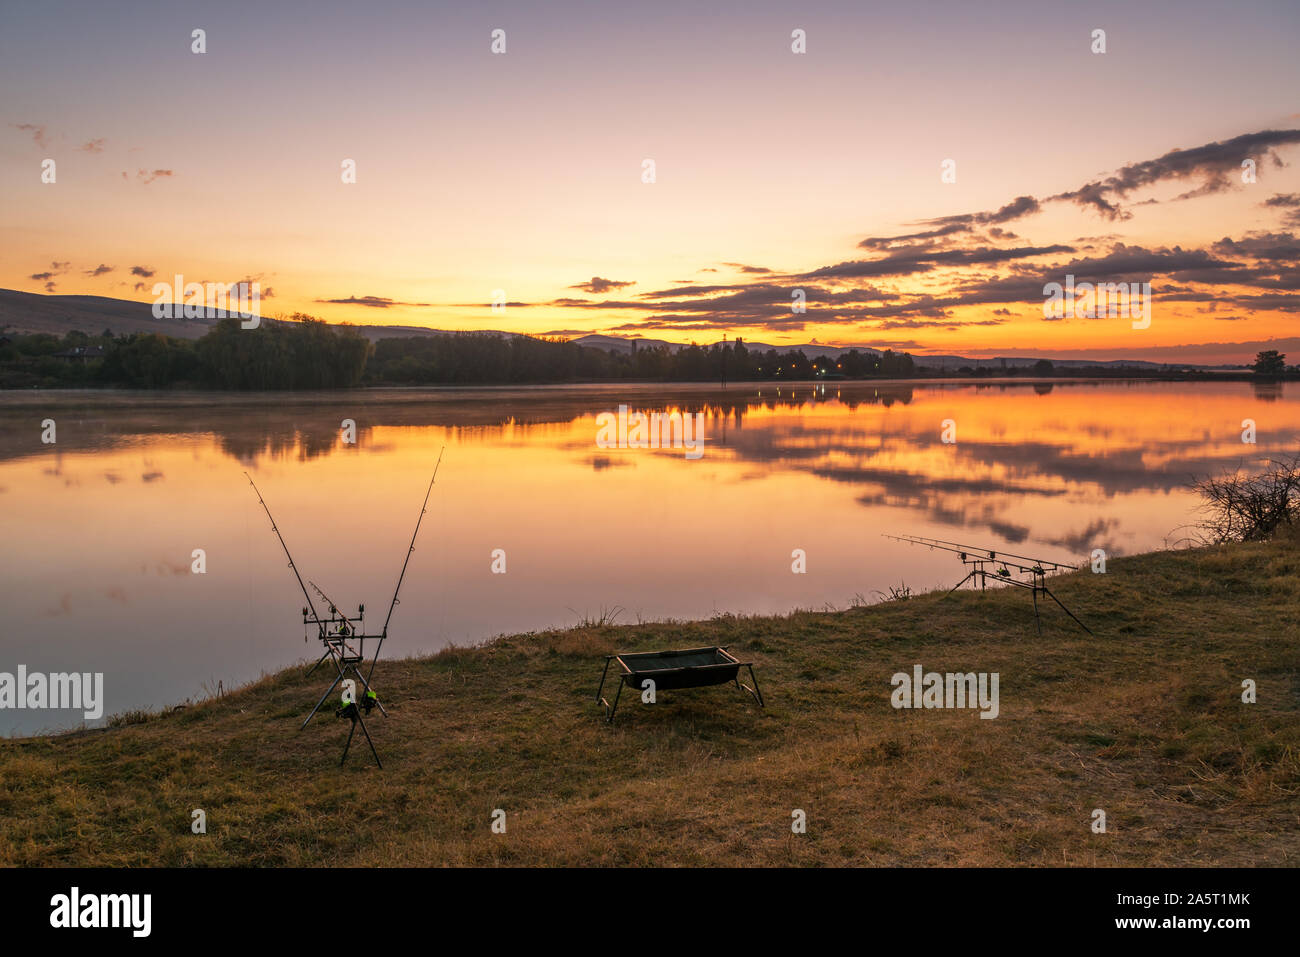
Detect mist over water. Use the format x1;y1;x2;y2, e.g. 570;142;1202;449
2;378;1293;734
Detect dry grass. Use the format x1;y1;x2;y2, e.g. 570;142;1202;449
2;537;1298;867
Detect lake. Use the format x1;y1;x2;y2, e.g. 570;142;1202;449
1;378;1292;734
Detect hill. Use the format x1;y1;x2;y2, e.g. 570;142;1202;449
0;289;476;343
0;289;221;340
2;537;1297;866
0;288;1278;370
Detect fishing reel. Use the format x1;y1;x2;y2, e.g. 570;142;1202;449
334;688;379;720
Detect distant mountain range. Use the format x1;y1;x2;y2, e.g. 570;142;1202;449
567;335;1177;369
0;288;1272;369
0;289;515;342
565;333;875;360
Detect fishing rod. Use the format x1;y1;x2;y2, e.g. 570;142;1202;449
308;579;362;653
883;532;1092;636
245;472;325;638
306;577;387;725
881;533;1077;574
246;452;446;766
309;579;356;631
381;447;445;638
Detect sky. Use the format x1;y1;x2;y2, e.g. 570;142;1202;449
2;0;1299;359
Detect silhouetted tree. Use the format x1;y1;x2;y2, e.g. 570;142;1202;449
1253;350;1286;375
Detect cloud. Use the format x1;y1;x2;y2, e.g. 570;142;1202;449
1052;128;1300;218
84;264;114;277
922;195;1043;230
801;244;1075;281
570;276;635;294
11;123;49;149
134;169;174;184
1212;231;1300;262
856;197;1045;252
29;260;72;283
1262;193;1300;228
130;265;155;278
443;125;1300;348
78;138;106;153
315;295;431;308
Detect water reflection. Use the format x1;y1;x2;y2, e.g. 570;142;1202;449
1;379;1292;733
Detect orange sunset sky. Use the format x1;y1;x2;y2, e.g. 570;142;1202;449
2;0;1299;361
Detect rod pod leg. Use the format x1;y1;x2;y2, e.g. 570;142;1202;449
1042;585;1094;636
303;670;345;729
351;710;382;769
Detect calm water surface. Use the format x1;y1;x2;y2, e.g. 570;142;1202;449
2;378;1293;733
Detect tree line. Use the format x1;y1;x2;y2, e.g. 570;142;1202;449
366;334;916;384
26;322;1287;390
0;315;370;389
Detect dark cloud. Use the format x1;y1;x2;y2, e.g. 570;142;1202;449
857;222;970;250
638;283;747;299
1260;195;1300;228
858;197;1045;252
84;264;114;277
484;126;1300;345
921;195;1043;230
316;295;430;308
1051;243;1240;280
606;315;810;333
130;265;155;278
1053;129;1300;219
570;276;635;294
801;244;1074;281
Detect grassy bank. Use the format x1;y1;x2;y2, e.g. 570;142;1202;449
2;538;1298;867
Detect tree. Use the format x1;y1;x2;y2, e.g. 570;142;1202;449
1194;455;1300;542
1253;350;1286;375
194;315;370;389
1033;359;1055;376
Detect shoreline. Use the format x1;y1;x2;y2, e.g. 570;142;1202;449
0;371;1286;399
3;536;1297;866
